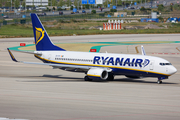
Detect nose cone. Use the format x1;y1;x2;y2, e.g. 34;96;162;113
169;66;177;75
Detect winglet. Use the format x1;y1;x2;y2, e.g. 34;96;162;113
141;45;146;55
7;48;18;62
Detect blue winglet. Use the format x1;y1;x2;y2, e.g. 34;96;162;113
7;48;18;62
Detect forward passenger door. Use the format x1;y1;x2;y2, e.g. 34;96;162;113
149;61;154;70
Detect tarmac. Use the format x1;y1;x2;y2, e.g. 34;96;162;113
0;34;180;120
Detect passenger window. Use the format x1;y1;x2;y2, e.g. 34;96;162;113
160;63;172;66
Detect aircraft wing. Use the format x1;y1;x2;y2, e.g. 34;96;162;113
8;49;42;55
22;61;90;69
7;48;90;70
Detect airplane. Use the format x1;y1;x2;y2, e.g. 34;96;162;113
7;13;177;84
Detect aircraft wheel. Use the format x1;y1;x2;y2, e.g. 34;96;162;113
157;80;162;84
84;76;91;81
107;73;114;81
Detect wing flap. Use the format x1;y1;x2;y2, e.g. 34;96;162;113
9;49;42;55
23;61;90;69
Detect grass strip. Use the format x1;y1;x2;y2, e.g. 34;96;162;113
0;24;180;38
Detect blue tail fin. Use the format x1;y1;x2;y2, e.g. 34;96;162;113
31;13;65;51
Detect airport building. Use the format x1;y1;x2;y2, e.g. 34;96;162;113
26;0;48;6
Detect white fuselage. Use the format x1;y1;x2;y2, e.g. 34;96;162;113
35;51;177;78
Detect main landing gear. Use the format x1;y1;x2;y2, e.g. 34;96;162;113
107;73;114;81
84;76;92;81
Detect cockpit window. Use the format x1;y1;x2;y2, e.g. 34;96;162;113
165;63;172;65
160;63;172;66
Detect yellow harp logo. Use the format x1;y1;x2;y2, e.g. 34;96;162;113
35;27;45;45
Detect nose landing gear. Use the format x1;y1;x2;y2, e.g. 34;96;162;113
157;80;162;84
157;76;168;84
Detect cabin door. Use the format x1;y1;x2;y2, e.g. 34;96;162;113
149;61;154;70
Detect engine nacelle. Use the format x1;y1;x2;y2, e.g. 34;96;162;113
87;68;108;80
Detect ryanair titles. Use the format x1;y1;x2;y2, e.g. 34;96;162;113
93;56;150;67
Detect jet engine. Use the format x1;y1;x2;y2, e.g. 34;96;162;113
86;68;108;80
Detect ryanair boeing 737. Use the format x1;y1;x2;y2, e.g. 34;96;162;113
7;13;177;84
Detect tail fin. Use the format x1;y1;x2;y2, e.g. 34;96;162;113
31;13;65;51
